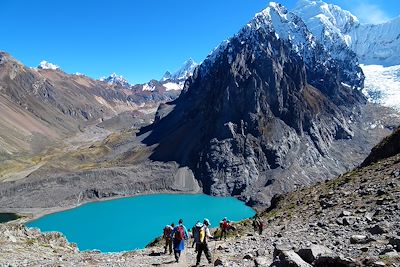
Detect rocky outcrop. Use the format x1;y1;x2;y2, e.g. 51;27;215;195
0;160;199;212
361;126;400;167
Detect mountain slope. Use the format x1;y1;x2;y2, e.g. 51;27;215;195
142;3;392;205
0;52;179;160
361;126;400;167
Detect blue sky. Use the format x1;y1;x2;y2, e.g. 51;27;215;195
1;0;399;84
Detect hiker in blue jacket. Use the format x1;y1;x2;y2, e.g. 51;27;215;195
170;218;189;263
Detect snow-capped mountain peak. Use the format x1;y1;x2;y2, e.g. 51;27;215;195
100;73;131;88
200;1;318;76
248;2;316;50
294;0;358;47
196;0;363;97
38;60;60;70
294;0;400;66
294;0;400;110
162;58;198;82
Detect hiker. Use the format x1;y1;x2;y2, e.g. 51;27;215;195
192;221;203;251
257;218;264;235
252;218;258;232
163;223;174;254
170;219;189;263
253;217;264;235
219;217;230;240
195;218;213;266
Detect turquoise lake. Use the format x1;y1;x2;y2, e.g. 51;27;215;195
26;194;255;252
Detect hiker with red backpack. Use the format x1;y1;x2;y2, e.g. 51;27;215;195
219;217;230;240
170;219;189;263
163;223;174;254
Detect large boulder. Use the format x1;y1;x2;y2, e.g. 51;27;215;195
297;245;333;264
272;245;312;267
350;235;370;244
389;236;400;252
368;224;388;235
314;256;361;267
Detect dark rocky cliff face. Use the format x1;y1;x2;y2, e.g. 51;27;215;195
142;5;377;205
361;127;400;167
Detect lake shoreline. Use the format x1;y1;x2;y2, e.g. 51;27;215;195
25;193;256;252
1;187;260;225
1;188;205;223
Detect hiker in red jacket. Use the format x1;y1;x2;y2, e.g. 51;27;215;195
219;217;230;240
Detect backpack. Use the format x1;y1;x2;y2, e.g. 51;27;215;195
164;226;172;237
193;225;201;242
174;225;185;241
222;220;229;230
199;226;206;243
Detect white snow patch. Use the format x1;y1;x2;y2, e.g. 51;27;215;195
142;84;155;91
361;64;400;111
163;82;182;91
38;60;59;70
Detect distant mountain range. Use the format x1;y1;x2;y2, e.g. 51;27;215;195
98;58;198;92
0;52;194;159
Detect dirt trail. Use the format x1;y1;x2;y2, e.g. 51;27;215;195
146;240;224;267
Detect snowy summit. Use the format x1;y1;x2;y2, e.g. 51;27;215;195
294;0;400;66
162;58;198;82
38;60;60;70
100;73;131;88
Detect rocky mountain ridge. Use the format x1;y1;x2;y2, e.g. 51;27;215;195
0;51;184;160
142;2;394;206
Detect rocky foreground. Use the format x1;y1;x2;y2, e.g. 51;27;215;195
1;142;400;266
